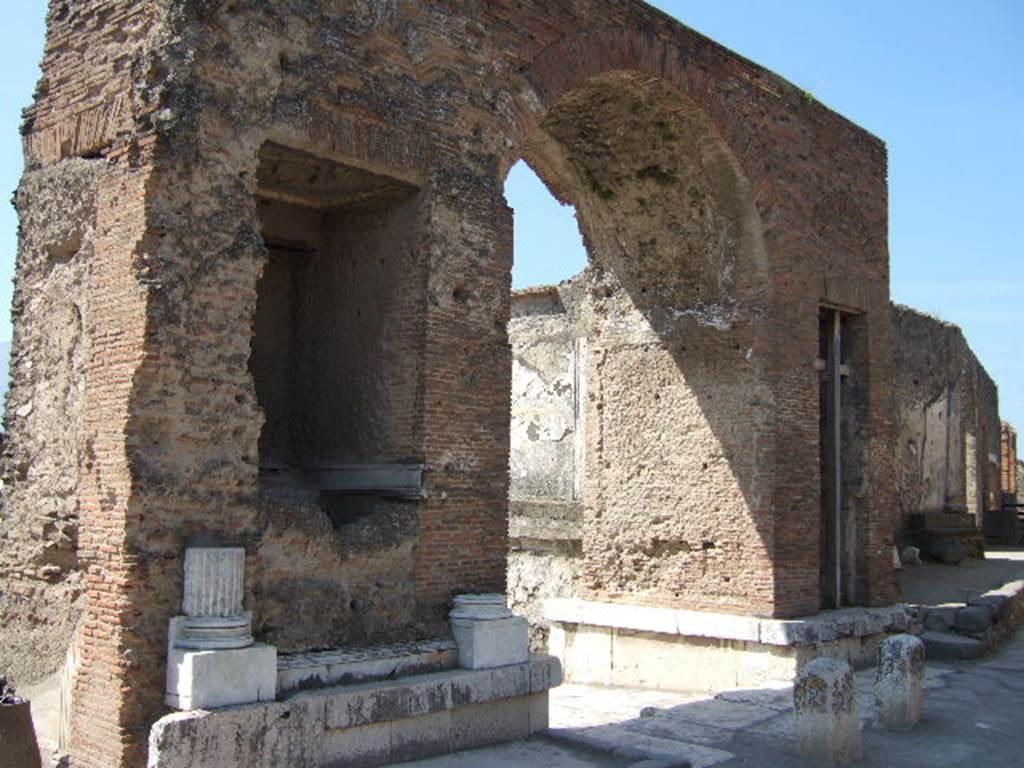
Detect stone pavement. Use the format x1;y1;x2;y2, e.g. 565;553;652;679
898;548;1024;606
395;625;1024;768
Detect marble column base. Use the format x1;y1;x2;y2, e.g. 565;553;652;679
176;613;254;651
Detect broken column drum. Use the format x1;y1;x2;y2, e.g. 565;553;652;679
165;547;277;711
177;547;253;650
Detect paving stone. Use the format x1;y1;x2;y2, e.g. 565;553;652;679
649;698;778;731
624;714;734;746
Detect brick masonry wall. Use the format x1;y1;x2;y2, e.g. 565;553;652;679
1002;424;1018;498
891;304;1002;531
3;1;897;765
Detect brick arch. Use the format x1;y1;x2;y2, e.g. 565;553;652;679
505;26;772;200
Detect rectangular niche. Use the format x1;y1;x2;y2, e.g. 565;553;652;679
251;142;423;509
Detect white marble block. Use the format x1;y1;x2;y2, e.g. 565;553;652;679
166;616;277;710
793;658;862;765
874;634;925;731
450;594;529;670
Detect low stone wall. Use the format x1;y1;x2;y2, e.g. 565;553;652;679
148;656;560;768
545;599;914;692
918;578;1024;659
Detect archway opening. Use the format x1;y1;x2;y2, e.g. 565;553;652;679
503;72;776;622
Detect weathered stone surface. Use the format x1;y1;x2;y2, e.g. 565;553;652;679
921;606;957;633
873;634;924;731
149;657;560;768
277;640;457;695
545;598;912;647
954;605;993;634
793;658;861;765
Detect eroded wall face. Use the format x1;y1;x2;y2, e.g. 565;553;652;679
507;282;587;644
0;159;99;688
510;289;582;502
508;269;773;615
891;304;1001;529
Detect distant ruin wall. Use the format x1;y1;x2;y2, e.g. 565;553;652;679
890;304;1000;530
1002;423;1018;500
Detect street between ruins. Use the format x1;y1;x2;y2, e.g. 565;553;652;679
398;620;1024;768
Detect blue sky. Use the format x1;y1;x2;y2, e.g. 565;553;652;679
1;2;1022;428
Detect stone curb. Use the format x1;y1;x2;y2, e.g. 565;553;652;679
544;598;913;646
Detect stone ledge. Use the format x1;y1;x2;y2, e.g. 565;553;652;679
544;598;914;647
149;656;561;768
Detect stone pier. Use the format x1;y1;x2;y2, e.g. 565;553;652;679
794;658;862;765
874;634;925;731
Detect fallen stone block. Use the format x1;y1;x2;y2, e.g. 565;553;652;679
900;546;922;566
874;635;924;731
920;631;986;660
793;658;861;765
921;606;957;633
954;605;993;635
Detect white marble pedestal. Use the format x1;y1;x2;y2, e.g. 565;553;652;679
166;547;277;710
450;594;529;670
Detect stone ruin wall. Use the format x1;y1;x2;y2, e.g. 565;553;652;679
890;304;1001;536
1001;423;1018;500
1;2;897;765
510;293;1003;638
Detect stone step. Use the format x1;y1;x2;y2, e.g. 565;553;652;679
910;511;979;531
920;631;986;661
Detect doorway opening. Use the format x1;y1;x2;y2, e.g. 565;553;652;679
819;306;867;608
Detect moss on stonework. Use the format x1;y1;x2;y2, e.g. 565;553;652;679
586;174;616;200
636;164;678;186
654;119;679;142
